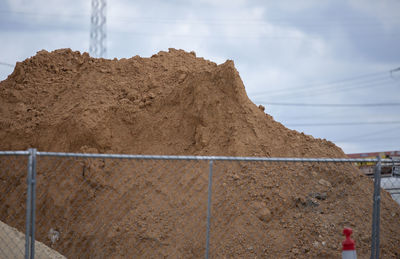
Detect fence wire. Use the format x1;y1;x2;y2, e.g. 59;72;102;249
35;155;209;258
380;160;400;204
0;153;28;259
209;160;379;258
0;150;399;258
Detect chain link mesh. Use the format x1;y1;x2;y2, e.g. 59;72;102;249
381;160;400;204
34;156;209;258
209;160;381;258
0;154;28;258
1;152;399;258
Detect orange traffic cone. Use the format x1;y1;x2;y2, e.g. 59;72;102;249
342;228;357;259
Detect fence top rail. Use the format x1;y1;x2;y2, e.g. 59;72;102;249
15;151;394;163
0;150;397;163
0;150;30;156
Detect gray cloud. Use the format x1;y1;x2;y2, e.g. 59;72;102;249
1;0;399;153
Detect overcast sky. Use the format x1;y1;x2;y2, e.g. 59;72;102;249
0;0;399;154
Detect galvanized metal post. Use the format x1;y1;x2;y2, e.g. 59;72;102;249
25;149;34;259
30;148;37;259
371;156;381;259
205;160;213;259
90;0;107;58
375;156;382;259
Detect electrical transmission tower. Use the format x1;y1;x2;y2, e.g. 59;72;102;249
90;0;107;58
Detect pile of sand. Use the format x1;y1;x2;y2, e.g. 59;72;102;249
0;220;65;259
0;48;399;258
0;48;339;157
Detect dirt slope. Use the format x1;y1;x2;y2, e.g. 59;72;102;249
0;48;339;157
0;48;399;258
0;220;66;259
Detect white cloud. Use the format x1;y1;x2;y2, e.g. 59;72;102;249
349;0;400;31
195;0;248;7
6;0;89;16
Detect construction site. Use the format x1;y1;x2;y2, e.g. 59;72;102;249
0;1;400;258
0;47;399;258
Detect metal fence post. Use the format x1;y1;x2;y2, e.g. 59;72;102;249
25;148;37;259
30;148;37;259
25;149;34;259
205;160;213;259
371;156;381;259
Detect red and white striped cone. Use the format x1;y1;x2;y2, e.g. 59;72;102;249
342;228;357;259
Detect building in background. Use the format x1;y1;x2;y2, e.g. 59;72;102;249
347;151;400;176
347;151;400;204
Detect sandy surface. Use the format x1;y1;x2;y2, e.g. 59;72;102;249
0;220;65;259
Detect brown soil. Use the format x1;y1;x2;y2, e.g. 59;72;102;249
0;48;399;258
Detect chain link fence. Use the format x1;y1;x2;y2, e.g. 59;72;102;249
380;161;400;204
0;150;399;258
0;151;28;259
34;154;209;258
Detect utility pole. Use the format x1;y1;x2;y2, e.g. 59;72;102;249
89;0;107;58
390;67;400;79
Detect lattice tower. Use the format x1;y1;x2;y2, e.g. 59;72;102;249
89;0;107;58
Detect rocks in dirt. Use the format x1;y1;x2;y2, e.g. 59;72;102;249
318;179;332;188
1;48;400;258
294;195;319;208
309;192;327;200
257;207;272;222
251;201;272;222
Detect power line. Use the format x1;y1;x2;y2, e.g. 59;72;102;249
264;102;400;107
250;71;388;94
335;135;400;143
0;62;14;67
253;77;394;101
275;107;350;121
2;9;399;26
2;10;400;40
391;67;400;79
286;121;400;127
270;76;389;97
252;72;390;97
0;10;89;18
335;126;400;142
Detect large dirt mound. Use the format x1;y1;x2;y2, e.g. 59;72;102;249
0;48;399;258
1;48;338;157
